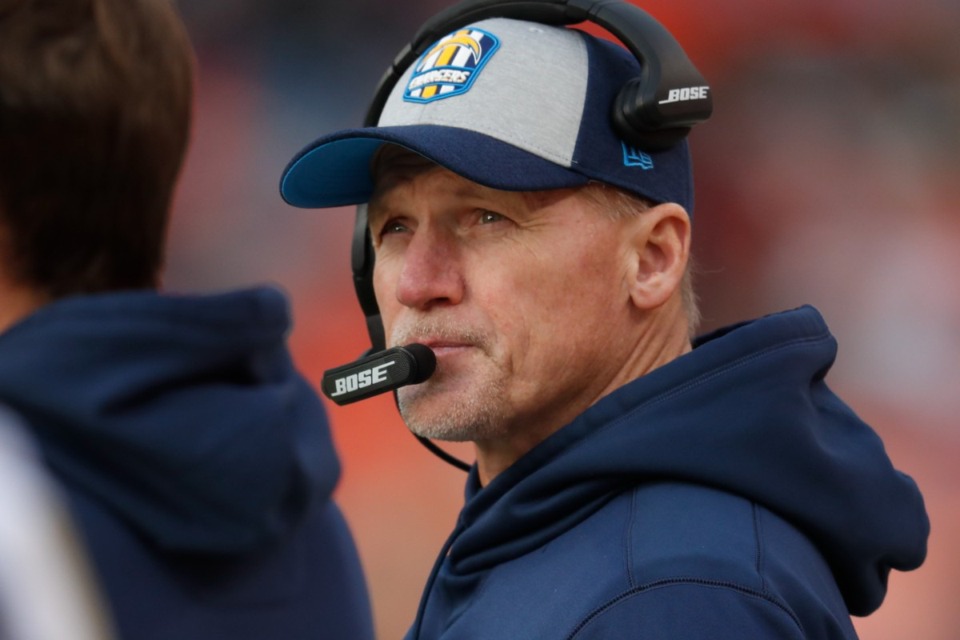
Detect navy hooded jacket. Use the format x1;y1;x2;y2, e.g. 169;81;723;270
0;286;374;640
406;306;929;639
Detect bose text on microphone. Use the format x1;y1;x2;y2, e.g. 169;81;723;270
321;344;437;406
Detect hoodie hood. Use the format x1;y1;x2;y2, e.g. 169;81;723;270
449;306;928;616
0;286;339;555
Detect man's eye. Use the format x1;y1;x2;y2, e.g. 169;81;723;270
380;220;408;235
478;210;505;224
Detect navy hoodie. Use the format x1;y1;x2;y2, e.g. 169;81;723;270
407;306;929;639
0;286;374;640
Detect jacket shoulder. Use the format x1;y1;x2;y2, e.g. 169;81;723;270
569;579;804;640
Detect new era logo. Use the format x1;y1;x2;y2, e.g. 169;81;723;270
622;143;654;170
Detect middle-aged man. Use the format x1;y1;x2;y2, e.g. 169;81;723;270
280;2;929;638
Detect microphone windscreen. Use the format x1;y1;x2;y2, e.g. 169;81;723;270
400;343;436;383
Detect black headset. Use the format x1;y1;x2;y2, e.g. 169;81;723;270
344;0;711;470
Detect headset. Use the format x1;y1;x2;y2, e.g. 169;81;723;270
328;0;712;471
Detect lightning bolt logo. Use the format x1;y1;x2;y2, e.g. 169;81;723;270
403;28;500;104
423;32;483;66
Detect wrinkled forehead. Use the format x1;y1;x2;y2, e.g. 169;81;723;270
368;144;597;227
368;145;465;213
370;144;439;183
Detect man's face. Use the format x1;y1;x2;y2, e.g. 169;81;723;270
369;149;640;449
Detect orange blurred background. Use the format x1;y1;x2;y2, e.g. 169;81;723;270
167;1;959;637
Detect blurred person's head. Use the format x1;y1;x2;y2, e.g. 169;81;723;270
0;0;194;311
282;13;708;481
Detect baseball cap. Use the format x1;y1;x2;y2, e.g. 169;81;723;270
280;17;694;213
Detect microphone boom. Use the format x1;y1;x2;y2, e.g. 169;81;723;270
321;344;436;405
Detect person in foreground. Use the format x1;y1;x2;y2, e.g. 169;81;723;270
0;1;373;639
280;2;929;638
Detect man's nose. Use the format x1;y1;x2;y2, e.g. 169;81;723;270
394;227;465;311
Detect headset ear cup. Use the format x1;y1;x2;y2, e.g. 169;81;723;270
612;78;691;152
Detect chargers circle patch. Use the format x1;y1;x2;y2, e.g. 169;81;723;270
404;28;500;103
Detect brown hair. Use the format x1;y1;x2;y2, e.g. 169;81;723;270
0;0;194;296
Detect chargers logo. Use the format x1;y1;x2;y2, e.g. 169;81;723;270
404;28;500;103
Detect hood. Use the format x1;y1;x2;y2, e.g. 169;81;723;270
0;286;339;555
451;306;928;616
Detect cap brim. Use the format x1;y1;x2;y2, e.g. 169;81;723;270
280;125;590;208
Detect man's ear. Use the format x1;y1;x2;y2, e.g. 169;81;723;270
625;202;691;311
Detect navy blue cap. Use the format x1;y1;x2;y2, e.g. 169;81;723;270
280;17;693;213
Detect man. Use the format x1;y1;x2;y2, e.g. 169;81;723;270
280;5;929;639
0;1;373;639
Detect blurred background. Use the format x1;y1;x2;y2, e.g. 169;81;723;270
167;1;959;637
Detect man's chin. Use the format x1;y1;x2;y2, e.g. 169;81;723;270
397;373;461;411
398;387;457;439
398;387;494;443
397;364;508;440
